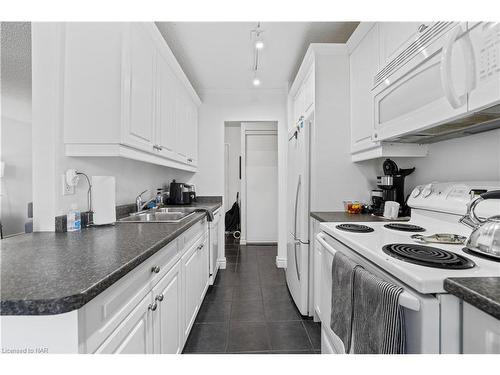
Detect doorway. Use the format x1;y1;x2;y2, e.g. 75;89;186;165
224;121;278;245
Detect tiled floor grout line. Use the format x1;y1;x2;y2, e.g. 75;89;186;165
185;241;320;354
301;320;315;350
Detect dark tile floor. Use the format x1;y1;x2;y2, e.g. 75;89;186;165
183;237;321;354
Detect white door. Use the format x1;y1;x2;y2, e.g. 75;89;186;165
244;129;278;242
285;117;310;316
181;243;200;340
95;293;154;354
350;24;380;153
156;53;177;156
152;261;182;354
125;23;156;152
198;236;210;304
209;211;220;284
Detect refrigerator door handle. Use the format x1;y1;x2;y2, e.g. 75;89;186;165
293;175;302;281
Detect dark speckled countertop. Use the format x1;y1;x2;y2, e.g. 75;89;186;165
444;277;500;320
0;198;221;316
310;211;409;223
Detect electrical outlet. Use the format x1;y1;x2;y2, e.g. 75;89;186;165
62;174;75;196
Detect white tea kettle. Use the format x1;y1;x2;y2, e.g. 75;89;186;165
460;190;500;259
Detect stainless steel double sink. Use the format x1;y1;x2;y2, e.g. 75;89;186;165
118;207;197;223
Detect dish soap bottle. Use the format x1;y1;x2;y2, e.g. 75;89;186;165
67;204;81;232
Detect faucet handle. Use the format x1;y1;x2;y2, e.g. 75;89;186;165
137;190;148;199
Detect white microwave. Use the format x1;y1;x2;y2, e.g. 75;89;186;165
372;22;500;143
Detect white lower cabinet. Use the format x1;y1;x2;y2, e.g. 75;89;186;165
95;293;154;354
93;223;209;354
182;242;201;340
182;232;209;341
152;261;182;354
462;302;500;354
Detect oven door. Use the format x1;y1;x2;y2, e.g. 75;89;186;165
316;232;440;354
373;22;473;142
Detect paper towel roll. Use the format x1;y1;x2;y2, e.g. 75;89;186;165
91;176;116;225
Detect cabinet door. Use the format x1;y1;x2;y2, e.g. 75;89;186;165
350;25;380;153
156;54;177;156
181;244;200;339
152;261;182;354
462;302;500;354
175;94;188;159
198;235;210;304
95;293;154;354
303;69;314;114
125;23;156;152
186;102;198;166
378;22;432;67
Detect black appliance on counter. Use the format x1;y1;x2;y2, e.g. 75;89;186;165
168;180;191;205
374;159;415;216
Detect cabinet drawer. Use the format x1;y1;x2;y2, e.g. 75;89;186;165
81;240;177;353
178;216;207;250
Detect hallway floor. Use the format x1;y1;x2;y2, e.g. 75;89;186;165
183;237;321;354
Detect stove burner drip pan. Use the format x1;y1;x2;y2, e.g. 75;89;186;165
384;223;426;232
336;224;374;233
382;243;475;269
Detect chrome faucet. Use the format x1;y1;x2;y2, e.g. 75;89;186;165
136;190;149;212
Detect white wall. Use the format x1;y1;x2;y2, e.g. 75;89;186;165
195;88;288;261
1;22;33;237
224;123;241;210
353;129;500;200
32;23;194;231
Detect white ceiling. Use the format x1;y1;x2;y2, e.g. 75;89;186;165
155;22;358;91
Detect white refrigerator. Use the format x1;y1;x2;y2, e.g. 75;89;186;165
286;114;312;316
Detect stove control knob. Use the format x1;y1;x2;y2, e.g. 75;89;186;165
422;184;433;198
411;187;422;198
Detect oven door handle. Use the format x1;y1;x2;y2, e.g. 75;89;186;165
316;233;420;312
316;233;337;257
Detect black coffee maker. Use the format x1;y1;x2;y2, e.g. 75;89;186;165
168;179;190;205
376;159;415;216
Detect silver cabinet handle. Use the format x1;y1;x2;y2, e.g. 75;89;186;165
151;266;161;274
148;302;157;311
155;294;164;302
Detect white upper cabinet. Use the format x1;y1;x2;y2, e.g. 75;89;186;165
350;24;380;153
63;22;200;172
156;52;178;156
125;23;157;151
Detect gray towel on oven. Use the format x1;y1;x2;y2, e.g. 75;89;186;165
352;267;405;354
330;251;361;353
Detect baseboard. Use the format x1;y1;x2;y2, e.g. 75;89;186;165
217;258;226;269
275;256;287;268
